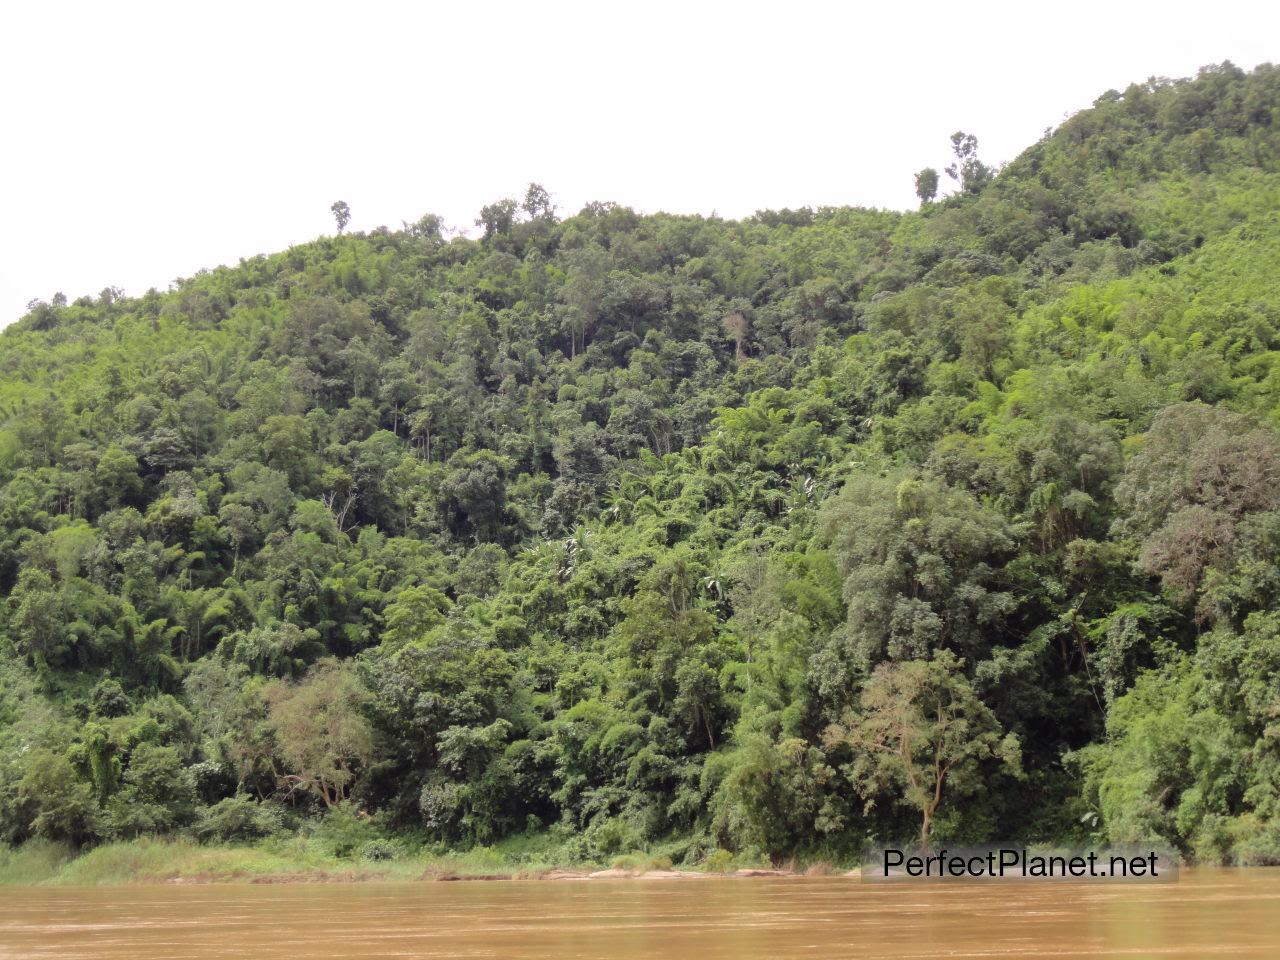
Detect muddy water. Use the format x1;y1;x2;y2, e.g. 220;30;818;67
2;869;1279;959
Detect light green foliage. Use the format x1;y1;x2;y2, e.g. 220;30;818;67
265;659;376;808
102;742;197;838
2;63;1280;864
825;650;1021;845
194;794;284;843
1076;664;1242;852
17;750;96;843
706;735;839;861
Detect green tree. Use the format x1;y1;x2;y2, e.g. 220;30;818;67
7;568;66;671
817;473;1018;668
825;649;1021;846
266;659;376;807
522;182;555;220
706;735;839;862
944;131;992;194
330;200;351;234
559;243;608;358
1115;403;1280;608
440;451;508;541
16;750;97;843
1075;663;1241;853
914;167;939;204
103;742;197;837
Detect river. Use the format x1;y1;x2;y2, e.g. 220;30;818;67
2;869;1278;959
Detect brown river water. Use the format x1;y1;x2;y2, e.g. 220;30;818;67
2;869;1278;959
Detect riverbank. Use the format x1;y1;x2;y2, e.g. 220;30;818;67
0;838;848;886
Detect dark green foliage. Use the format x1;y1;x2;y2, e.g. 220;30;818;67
3;63;1280;863
914;168;939;205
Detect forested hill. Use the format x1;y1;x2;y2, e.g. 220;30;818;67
3;62;1280;866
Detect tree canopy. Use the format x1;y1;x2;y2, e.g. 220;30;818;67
3;62;1280;865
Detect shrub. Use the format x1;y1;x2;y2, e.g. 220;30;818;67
195;796;284;844
359;838;403;862
312;802;379;858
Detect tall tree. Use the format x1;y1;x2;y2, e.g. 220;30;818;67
825;649;1021;846
265;659;376;808
330;200;351;235
914;167;939;204
944;132;992;195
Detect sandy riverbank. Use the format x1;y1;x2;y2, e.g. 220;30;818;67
216;866;840;884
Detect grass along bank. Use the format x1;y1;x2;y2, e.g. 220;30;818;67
0;836;828;886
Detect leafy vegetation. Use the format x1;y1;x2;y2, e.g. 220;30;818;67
3;62;1280;870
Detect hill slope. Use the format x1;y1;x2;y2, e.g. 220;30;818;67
3;62;1280;866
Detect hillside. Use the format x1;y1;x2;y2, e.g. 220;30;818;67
3;62;1280;867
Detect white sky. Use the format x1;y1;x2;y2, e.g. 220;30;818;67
1;1;1277;326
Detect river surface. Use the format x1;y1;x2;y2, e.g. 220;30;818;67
2;869;1278;959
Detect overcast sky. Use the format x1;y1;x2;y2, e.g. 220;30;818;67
1;1;1277;326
